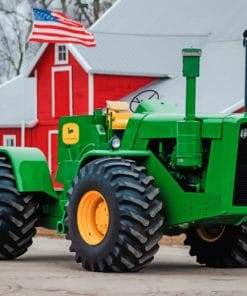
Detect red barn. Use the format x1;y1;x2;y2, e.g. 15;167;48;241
0;43;159;184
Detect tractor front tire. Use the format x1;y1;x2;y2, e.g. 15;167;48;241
65;157;164;272
185;224;247;267
0;154;38;259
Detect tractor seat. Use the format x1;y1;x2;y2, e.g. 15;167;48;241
106;100;132;130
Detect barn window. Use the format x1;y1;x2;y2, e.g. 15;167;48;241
55;44;68;64
3;135;16;147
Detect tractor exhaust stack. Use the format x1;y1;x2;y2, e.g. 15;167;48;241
182;48;202;120
174;48;202;168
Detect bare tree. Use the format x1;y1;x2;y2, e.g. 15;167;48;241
0;1;30;81
31;0;53;10
0;0;116;83
74;0;114;26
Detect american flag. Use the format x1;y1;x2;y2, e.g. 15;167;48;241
29;9;96;47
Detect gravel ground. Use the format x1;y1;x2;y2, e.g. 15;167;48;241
0;237;246;296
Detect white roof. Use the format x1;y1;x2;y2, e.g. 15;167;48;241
0;76;37;127
92;0;247;113
73;34;207;77
123;40;245;114
148;40;244;114
92;0;246;40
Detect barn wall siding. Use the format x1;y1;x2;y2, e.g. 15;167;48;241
70;54;89;115
36;45;54;121
235;107;244;113
94;74;155;109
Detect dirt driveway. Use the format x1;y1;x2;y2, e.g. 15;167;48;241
0;237;246;296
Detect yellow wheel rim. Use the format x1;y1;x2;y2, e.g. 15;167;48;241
77;190;110;245
196;226;226;243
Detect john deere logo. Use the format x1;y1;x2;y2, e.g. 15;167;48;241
62;123;79;145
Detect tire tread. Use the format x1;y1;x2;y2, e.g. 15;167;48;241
66;157;164;272
0;154;38;260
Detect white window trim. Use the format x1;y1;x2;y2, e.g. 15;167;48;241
21;121;25;147
48;130;58;172
51;66;73;118
34;69;38;121
88;73;94;115
3;135;16;147
55;44;68;65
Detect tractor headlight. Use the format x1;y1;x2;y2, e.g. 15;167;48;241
110;136;121;150
240;128;247;140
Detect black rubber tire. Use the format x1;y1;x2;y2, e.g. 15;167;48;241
65;157;164;272
0;154;38;259
185;224;247;267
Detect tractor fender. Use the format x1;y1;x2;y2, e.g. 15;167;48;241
79;150;151;167
0;147;57;199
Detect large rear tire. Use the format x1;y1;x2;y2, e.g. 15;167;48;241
65;157;164;272
0;154;38;259
185;224;247;267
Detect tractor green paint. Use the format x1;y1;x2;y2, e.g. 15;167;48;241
3;48;247;231
54;49;247;231
174;48;202;168
0;147;56;198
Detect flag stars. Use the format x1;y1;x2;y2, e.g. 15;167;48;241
33;9;58;22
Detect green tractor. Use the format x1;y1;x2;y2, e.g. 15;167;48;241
1;35;247;272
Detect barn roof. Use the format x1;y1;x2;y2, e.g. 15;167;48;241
86;0;247;112
73;33;207;77
123;39;245;114
91;0;246;39
0;76;37;127
76;0;247;77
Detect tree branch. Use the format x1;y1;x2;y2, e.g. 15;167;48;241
37;0;53;10
76;1;93;26
60;0;67;13
0;8;32;23
0;22;17;72
93;0;100;22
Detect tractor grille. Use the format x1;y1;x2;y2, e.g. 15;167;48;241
233;124;247;205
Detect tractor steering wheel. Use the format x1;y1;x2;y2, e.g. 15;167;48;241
129;90;160;112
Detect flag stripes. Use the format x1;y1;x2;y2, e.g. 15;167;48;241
29;9;96;47
31;28;94;40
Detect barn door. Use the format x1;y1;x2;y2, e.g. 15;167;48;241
52;66;72;118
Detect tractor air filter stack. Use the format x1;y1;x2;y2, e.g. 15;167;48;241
174;48;202;168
